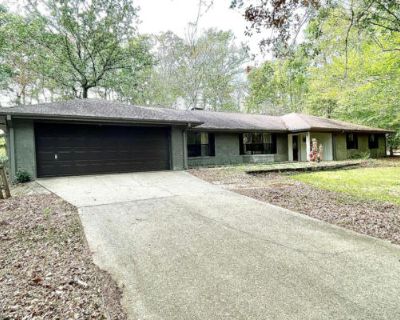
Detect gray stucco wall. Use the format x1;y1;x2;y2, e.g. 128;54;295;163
370;135;386;158
275;134;288;162
188;132;288;167
334;133;386;160
170;126;186;170
13;119;36;179
188;132;243;167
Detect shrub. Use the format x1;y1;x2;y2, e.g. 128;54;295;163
349;151;370;160
15;170;31;183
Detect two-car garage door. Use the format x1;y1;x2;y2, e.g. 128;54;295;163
35;122;171;177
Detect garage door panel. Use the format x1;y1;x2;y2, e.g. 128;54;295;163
35;123;171;177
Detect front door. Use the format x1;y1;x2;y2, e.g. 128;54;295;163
292;135;299;161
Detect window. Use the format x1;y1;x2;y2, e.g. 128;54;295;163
346;133;358;149
239;133;277;155
187;132;215;157
368;134;379;149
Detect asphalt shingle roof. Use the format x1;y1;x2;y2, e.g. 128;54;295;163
0;99;392;133
188;110;287;131
281;113;391;133
0;99;201;125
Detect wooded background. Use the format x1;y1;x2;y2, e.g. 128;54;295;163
0;0;398;151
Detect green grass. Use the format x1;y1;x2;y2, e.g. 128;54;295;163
291;167;400;205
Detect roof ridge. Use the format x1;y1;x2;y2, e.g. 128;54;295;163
190;109;279;117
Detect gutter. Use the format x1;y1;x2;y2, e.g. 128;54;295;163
289;127;394;134
188;128;289;133
0;113;204;127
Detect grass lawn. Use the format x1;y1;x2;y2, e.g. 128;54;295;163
291;166;400;205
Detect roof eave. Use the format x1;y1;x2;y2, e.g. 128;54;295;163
308;127;394;134
2;113;203;127
191;127;288;133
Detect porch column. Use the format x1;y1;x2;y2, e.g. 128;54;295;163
288;134;293;161
306;132;311;161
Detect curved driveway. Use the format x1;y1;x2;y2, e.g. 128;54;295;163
38;171;400;320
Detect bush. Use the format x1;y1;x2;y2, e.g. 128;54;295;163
15;170;31;183
349;151;370;160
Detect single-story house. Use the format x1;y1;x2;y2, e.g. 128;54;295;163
0;99;393;179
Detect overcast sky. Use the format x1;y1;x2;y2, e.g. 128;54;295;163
136;0;260;53
136;0;266;60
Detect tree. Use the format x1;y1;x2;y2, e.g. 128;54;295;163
231;0;400;55
0;6;46;105
246;51;308;115
147;29;248;111
0;5;12;91
231;0;323;55
95;36;154;104
303;5;400;150
25;0;147;98
243;1;400;151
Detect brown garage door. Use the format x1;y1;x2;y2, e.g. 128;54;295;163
35;122;170;177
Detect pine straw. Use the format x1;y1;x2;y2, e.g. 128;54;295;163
0;193;126;319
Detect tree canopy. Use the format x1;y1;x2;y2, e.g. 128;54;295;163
143;29;248;111
0;0;398;151
244;1;400;151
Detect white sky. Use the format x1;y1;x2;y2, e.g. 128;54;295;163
136;0;266;60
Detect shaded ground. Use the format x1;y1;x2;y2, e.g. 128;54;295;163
190;160;400;245
0;188;126;319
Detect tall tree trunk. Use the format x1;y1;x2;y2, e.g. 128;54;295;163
15;94;21;106
82;86;89;98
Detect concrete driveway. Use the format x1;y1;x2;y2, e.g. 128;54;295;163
38;171;400;320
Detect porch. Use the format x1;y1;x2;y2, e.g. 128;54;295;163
288;132;334;162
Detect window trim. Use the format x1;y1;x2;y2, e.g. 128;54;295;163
239;132;277;155
368;134;379;149
346;133;358;150
187;131;215;158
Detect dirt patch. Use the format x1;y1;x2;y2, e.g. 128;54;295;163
360;157;400;168
190;168;400;246
10;181;51;197
0;193;126;319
